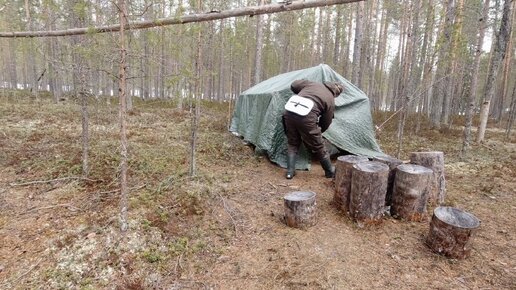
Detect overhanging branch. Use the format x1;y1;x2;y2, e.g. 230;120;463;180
0;0;365;38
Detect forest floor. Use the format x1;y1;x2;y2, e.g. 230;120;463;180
0;93;515;290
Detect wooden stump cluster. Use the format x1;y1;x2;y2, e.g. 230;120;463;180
334;155;369;212
283;191;317;229
426;207;481;259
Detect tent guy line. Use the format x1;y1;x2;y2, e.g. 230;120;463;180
0;0;365;38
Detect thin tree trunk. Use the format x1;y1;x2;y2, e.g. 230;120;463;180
477;0;514;143
352;1;364;86
253;0;265;85
118;0;130;232
333;6;343;65
24;0;39;100
431;0;454;129
190;0;203;177
496;12;514;123
462;0;490;156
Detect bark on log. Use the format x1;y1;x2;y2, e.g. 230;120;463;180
391;164;433;221
334;155;369;213
426;207;481;259
372;155;403;206
284;191;317;229
409;151;446;205
349;161;389;226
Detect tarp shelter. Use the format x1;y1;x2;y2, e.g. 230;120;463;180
230;64;385;170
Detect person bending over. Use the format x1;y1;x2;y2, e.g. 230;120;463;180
283;79;344;179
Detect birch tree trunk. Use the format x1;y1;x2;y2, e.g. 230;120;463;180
477;0;514;143
462;0;490;156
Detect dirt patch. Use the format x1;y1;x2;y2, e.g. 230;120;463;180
0;97;515;289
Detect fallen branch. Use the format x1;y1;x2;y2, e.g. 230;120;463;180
9;176;102;187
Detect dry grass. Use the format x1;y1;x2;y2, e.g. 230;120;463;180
0;92;515;289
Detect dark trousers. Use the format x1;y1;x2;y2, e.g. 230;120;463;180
283;111;327;160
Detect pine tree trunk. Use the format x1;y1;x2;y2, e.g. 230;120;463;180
118;0;129;232
253;0;265;85
189;0;203;177
351;1;364;87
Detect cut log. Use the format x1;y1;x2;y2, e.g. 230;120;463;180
372;155;403;206
284;191;317;229
391;164;433;221
409;151;446;205
349;161;389;226
334;155;369;213
426;207;481;259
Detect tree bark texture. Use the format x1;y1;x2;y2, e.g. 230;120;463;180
284;191;317;229
372;155;403;206
334;155;369;212
409;151;446;205
426;206;481;259
349;161;389;226
391;164;433;221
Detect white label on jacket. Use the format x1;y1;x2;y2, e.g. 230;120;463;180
284;95;314;116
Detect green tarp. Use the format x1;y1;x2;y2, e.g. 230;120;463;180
230;64;385;170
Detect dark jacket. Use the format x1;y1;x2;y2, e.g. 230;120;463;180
290;79;336;132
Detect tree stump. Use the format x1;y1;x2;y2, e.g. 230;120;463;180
372;155;403;206
426;207;481;259
391;164;433;221
284;191;317;229
409;151;446;205
334;155;369;213
349;161;389;226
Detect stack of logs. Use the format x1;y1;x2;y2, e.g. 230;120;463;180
284;151;480;259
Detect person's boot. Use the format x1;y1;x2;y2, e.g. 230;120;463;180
320;156;335;178
286;153;297;179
